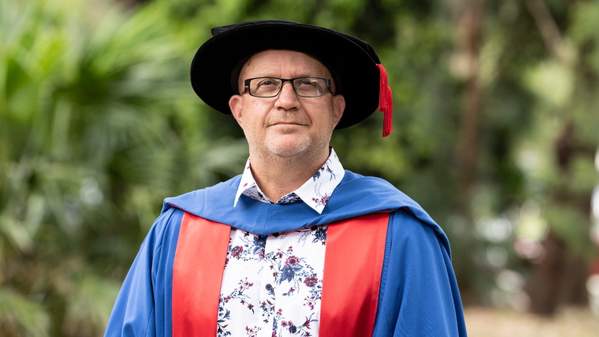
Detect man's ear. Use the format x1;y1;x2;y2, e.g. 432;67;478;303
229;95;243;124
332;95;345;127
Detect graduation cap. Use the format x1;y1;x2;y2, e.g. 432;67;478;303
190;20;393;137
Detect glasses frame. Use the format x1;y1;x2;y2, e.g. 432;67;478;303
243;77;334;98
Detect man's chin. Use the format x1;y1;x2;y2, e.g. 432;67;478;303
265;138;312;158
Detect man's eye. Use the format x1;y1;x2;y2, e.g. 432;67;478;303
296;79;322;91
297;79;317;86
257;79;277;87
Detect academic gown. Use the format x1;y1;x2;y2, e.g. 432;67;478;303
104;170;468;337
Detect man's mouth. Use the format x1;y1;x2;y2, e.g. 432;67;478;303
269;122;306;126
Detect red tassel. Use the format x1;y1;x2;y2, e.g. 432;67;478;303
376;64;393;137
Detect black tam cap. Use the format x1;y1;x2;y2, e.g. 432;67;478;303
190;20;392;136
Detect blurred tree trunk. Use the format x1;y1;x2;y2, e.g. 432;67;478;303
554;123;593;308
451;0;485;303
455;0;484;213
528;122;593;315
527;230;566;315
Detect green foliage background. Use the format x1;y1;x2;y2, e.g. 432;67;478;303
1;0;598;336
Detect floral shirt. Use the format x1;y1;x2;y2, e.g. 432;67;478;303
218;149;345;337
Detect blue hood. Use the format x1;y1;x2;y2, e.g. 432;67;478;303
162;170;450;253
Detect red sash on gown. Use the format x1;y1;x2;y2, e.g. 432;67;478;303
172;212;389;337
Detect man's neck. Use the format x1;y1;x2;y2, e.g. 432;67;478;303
249;148;330;202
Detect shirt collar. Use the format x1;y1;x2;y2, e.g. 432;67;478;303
233;148;345;214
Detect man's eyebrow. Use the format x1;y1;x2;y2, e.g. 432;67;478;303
293;74;329;78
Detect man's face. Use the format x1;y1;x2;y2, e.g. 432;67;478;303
228;50;345;160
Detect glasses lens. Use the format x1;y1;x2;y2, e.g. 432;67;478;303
293;78;328;97
249;78;282;97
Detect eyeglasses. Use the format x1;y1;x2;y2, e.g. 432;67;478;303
243;77;333;98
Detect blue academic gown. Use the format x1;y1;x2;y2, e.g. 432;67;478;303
104;170;468;337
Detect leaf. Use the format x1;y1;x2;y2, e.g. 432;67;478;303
0;215;33;253
0;287;50;337
62;274;120;337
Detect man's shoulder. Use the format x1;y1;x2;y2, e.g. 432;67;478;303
160;175;241;215
338;170;430;222
340;170;451;253
334;170;421;209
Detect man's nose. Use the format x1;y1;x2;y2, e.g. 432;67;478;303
275;81;299;110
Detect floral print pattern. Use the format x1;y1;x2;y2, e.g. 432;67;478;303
234;148;345;214
217;226;328;337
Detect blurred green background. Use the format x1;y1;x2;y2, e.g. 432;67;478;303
1;0;598;336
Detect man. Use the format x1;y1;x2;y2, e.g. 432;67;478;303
104;21;468;337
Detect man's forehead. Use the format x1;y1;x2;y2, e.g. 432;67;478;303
240;49;332;76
